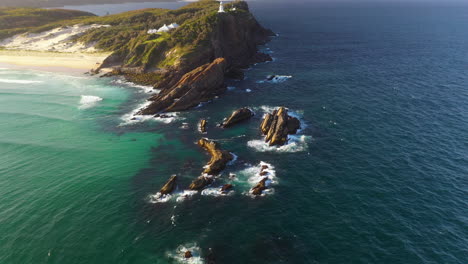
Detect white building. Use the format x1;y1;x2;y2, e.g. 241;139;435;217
218;1;225;13
147;23;180;34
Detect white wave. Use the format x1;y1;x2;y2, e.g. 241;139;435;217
247;135;310;153
257;75;292;84
233;161;277;197
148;192;173;203
201;187;234;197
167;243;204;264
112;79;159;94
148;188;200;204
119;101;181;126
79;95;103;109
0;78;43;84
175;190;199;203
245;89;252;93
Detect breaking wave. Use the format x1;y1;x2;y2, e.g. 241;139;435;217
232;161;277;197
247;135;310;153
167;243;205;264
0;78;43;84
120;101;181;126
112;79;159;94
256;75;292;84
79;95;103;109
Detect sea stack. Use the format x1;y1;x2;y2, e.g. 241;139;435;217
260;107;301;146
199;119;207;133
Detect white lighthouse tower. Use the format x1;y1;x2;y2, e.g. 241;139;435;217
218;1;225;13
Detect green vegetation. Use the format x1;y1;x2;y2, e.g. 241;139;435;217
0;8;95;39
0;0;250;71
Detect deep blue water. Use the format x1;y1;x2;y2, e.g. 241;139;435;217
1;1;467;263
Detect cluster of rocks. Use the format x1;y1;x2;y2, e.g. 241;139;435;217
156;107;300;198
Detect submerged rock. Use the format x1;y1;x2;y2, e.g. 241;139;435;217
200;119;207;133
189;175;214;191
251;178;268;196
184;251;193;259
220;107;254;128
159;175;177;195
220;184;233;193
260;107;301;146
198;138;234;175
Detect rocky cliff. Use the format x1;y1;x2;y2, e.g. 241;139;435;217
103;0;274;114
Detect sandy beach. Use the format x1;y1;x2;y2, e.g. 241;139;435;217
0;50;110;73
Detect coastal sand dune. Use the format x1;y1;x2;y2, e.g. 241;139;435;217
0;24;111;71
0;24;109;53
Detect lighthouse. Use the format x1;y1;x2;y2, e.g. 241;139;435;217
218;1;225;13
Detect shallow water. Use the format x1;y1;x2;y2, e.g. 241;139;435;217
1;1;468;263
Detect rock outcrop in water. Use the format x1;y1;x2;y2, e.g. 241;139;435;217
251;178;268;196
189;175;214;191
220;107;254;128
184;251;193;259
198;138;234;175
138;58;228;114
198;138;233;175
159;175;177;195
199;119;207;133
260;107;301;146
220;184;233;193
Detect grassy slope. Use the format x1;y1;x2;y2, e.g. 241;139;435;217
0;0;178;8
0;8;96;39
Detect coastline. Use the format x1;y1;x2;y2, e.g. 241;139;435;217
0;50;110;74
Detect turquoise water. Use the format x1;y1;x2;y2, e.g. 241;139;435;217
2;1;468;263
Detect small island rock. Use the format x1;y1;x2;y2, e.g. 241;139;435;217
184;251;193;259
220;107;254;128
200;119;207;133
198;138;233;175
251;178;268;196
260;107;301;146
159;175;177;195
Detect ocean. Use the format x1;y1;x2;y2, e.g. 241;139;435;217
1;1;467;263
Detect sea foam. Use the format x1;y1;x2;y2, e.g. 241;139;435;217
79;95;103;109
112;79;158;94
167;243;204;264
247;135;310;153
233;161;277;197
0;78;43;84
256;75;292;84
120;101;181;126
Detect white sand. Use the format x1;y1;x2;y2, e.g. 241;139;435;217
0;24;110;53
0;50;110;73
